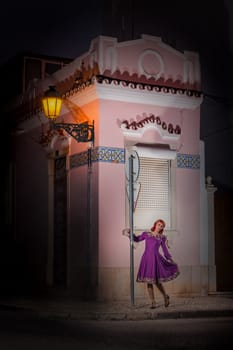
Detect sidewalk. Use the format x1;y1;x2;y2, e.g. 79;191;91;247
1;294;233;321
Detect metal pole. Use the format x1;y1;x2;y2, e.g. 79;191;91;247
129;155;135;306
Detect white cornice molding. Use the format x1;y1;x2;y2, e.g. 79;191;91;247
70;86;98;106
74;82;202;109
19;81;202;132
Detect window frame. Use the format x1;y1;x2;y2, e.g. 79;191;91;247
125;146;177;232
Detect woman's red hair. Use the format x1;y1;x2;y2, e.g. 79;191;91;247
151;219;166;233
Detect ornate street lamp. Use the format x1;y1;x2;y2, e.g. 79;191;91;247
42;85;94;143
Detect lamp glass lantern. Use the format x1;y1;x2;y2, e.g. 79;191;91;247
42;85;62;120
41;85;94;144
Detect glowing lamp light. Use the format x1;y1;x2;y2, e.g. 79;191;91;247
41;85;94;144
42;85;62;120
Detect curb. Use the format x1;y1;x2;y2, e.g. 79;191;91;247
39;309;233;321
1;303;233;321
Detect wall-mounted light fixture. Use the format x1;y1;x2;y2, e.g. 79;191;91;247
42;85;94;143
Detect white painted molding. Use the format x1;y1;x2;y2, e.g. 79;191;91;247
94;82;203;109
206;178;217;267
138;49;164;79
19;81;202;132
121;123;180;141
68;82;202;110
134;145;177;159
106;46;117;73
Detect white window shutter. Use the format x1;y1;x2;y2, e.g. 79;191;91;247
134;157;170;229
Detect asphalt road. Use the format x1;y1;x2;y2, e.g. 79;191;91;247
0;309;232;349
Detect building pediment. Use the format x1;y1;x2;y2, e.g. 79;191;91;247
89;34;201;91
121;114;182;151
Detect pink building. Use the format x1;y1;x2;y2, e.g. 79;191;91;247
11;35;215;301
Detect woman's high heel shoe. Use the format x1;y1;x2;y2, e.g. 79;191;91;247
164;295;170;307
150;301;156;309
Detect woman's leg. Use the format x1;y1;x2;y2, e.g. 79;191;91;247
155;282;170;307
147;283;156;308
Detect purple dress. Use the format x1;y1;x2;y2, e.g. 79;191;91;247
134;231;180;284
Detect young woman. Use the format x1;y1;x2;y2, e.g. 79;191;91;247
123;219;179;308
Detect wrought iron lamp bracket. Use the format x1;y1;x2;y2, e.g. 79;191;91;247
52;121;94;143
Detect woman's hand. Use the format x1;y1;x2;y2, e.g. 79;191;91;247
122;228;130;237
167;257;174;263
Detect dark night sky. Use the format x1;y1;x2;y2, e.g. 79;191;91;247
0;1;103;65
1;1;233;65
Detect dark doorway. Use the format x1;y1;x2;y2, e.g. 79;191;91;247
215;189;233;291
53;156;67;286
